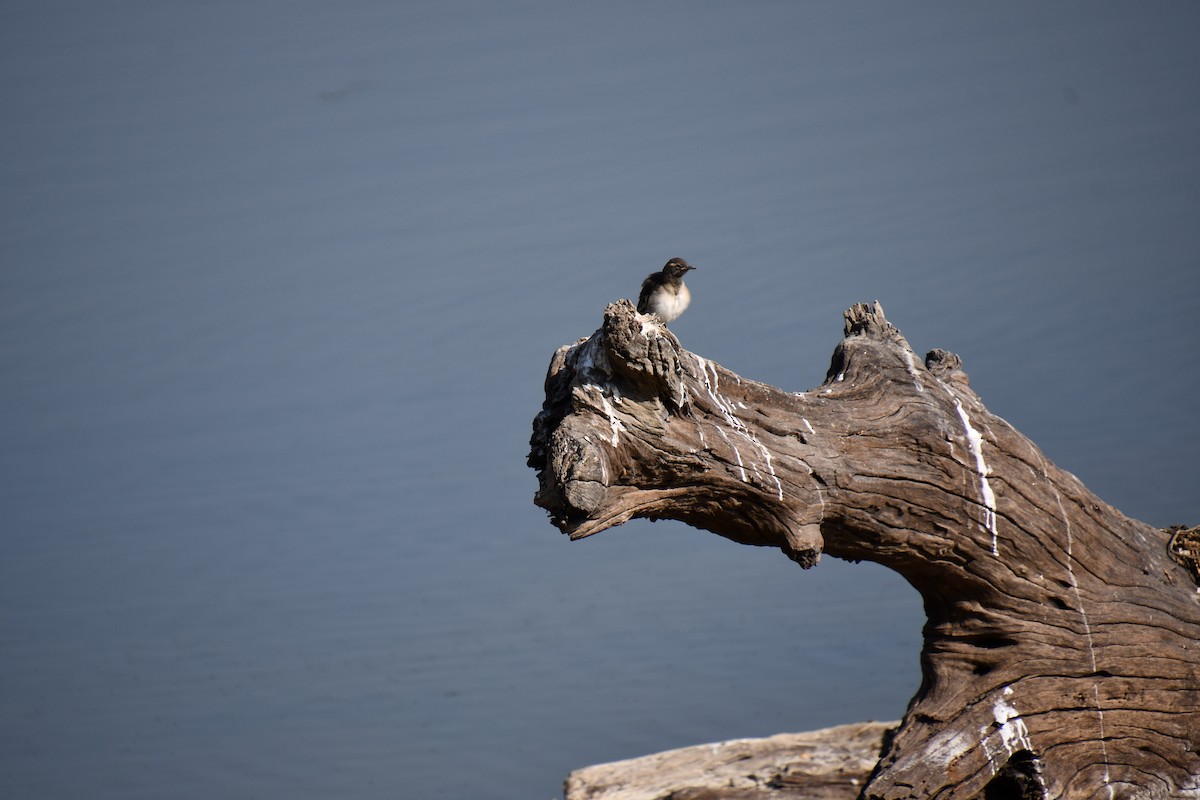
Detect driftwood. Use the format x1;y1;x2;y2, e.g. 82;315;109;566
528;300;1200;800
565;721;895;800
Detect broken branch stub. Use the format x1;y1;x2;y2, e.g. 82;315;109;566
528;299;1200;800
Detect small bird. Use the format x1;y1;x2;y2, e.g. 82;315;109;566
637;257;696;323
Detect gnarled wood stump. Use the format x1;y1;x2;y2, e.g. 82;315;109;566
528;300;1200;800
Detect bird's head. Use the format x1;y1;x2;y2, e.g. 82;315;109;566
662;257;695;278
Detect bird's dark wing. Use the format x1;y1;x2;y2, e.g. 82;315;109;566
637;273;663;313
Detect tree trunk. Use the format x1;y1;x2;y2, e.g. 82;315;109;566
528;300;1200;800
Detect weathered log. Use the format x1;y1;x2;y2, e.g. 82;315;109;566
564;721;896;800
528;300;1200;800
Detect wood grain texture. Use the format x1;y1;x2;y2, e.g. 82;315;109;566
529;301;1200;800
564;721;895;800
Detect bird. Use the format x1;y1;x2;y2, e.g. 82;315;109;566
637;257;696;323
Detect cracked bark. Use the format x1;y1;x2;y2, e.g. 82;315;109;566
528;300;1200;800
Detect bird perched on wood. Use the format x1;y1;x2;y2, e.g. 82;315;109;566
637;257;696;323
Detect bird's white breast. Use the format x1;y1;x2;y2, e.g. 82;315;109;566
648;283;691;323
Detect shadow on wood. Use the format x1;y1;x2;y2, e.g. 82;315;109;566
528;300;1200;800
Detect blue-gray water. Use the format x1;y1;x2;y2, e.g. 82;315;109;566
3;3;1198;798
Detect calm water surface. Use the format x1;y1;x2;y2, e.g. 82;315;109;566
2;3;1198;798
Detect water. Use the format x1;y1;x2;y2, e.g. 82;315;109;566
3;2;1198;798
